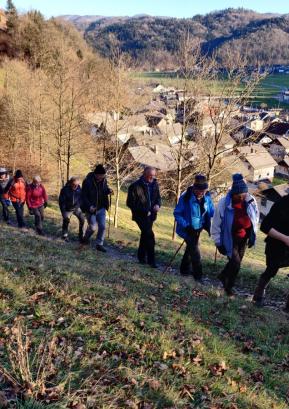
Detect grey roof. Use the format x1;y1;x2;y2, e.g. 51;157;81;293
238;145;277;170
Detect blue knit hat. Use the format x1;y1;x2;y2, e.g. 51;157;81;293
231;173;248;195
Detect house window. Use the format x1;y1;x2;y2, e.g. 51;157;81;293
261;197;267;207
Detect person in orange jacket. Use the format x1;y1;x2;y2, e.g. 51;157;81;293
9;169;27;228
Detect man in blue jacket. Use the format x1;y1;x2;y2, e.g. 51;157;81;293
211;174;259;296
174;174;214;281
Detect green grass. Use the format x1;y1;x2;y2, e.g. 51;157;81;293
1;194;289;408
134;71;289;108
272;176;288;186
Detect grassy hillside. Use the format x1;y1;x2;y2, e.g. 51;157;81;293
1;194;289;408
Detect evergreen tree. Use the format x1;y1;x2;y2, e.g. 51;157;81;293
6;0;18;35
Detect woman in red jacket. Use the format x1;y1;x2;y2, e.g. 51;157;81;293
9;169;26;228
26;176;48;235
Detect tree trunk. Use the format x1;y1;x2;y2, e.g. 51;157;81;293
113;161;120;228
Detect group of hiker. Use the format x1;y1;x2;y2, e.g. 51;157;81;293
1;164;289;311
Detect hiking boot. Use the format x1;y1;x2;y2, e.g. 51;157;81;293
217;273;227;289
36;229;44;236
138;259;147;265
194;277;205;285
180;269;191;276
96;244;107;253
62;233;69;241
252;276;270;305
284;295;289;313
252;298;264;307
225;287;235;297
149;263;158;269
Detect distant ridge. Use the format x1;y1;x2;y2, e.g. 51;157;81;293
61;9;289;68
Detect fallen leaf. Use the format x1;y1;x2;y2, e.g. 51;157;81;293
209;361;227;376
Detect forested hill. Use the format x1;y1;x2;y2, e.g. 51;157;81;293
63;8;289;69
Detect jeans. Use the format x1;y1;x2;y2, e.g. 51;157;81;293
219;238;247;290
12;202;25;227
135;215;155;265
0;196;9;221
84;208;106;245
180;231;202;279
62;208;85;239
31;206;44;233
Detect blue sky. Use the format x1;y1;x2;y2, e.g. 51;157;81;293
0;0;288;18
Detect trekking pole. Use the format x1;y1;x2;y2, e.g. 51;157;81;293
163;239;185;274
107;194;112;239
214;246;218;266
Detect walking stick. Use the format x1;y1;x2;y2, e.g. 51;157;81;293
163;239;185;274
214;246;218;266
107;194;112;239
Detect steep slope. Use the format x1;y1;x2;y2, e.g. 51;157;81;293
0;197;289;407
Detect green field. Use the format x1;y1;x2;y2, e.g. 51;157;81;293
134;71;289;109
1;191;289;408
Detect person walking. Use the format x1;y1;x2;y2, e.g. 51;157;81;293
174;174;214;281
9;169;26;228
26;176;48;235
81;165;113;252
127;166;161;268
59;176;85;241
211;174;259;296
252;191;289;310
0;167;13;224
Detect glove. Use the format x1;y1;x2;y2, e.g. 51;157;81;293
89;205;96;214
29;208;34;216
44;202;48;209
248;241;254;249
217;245;227;256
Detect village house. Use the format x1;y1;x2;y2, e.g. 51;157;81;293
128;143;179;171
275;155;289;179
236;144;277;183
265;121;289;138
268;136;289;161
257;183;289;219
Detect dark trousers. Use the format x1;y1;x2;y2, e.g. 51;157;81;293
253;265;279;302
135;216;155;264
219;238;247;290
180;231;202;279
12;202;25;227
32;206;44;233
0;197;9;221
62;208;85;239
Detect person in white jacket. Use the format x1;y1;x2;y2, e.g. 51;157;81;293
211;174;259;296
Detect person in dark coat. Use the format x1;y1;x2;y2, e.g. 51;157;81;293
81;165;113;252
59;176;85;241
253;193;289;310
127;166;161;268
0;167;13;223
174;174;214;282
